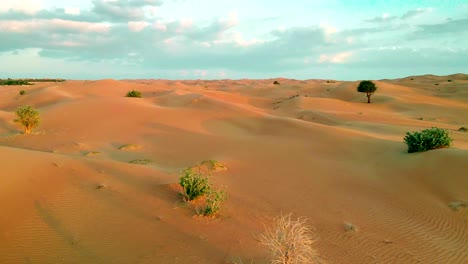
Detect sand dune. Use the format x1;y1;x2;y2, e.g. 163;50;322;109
1;75;467;263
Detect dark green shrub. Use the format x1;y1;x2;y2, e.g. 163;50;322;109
447;80;452;82
14;105;40;134
19;90;26;95
199;188;227;216
126;90;142;98
404;127;453;153
179;168;210;201
357;80;377;103
273;80;280;85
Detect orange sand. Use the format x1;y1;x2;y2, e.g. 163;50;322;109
0;75;467;263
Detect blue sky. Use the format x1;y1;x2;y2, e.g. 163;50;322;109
0;0;467;80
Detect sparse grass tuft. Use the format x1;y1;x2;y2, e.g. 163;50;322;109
260;214;319;264
19;90;26;95
448;200;468;211
199;159;227;171
129;159;151;165
179;168;210;202
344;222;358;233
197;188;227;217
404;127;453;153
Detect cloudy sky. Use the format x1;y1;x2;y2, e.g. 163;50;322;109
0;0;467;80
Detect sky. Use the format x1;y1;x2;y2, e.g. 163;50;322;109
0;0;467;80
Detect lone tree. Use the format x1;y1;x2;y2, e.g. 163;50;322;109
15;105;40;134
357;80;377;103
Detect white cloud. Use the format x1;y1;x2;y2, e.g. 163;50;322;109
0;0;44;13
318;52;353;64
0;1;466;80
0;19;111;33
64;7;81;15
152;20;167;31
128;21;149;32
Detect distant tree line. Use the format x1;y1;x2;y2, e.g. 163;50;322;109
0;78;65;85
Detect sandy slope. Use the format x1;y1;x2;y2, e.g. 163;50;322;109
0;75;467;264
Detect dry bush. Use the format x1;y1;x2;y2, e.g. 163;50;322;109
260;214;319;264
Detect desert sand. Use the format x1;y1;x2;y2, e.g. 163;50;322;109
0;74;467;264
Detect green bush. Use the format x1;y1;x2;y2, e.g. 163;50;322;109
404;127;453;153
14;105;40;134
126;90;142;98
179;168;210;201
199;188;227;217
273;80;280;85
19;90;26;95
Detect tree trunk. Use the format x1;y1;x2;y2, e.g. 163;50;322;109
367;94;371;103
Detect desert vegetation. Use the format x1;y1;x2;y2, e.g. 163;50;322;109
14;105;40;134
0;78;31;86
404;127;453;153
197;188;227;217
126;90;142;98
179;167;227;217
179;168;211;202
19;90;26;95
260;214;319;264
448;200;468;211
357;80;377;103
0;78;64;85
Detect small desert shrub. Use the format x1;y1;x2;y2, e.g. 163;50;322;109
344;222;358;233
448;200;468;211
19;90;26;95
14;105;40;134
447;79;452;82
198;188;227;217
199;159;227;172
458;127;467;132
179;168;210;201
273;80;280;85
126;90;142;98
129;159;151;165
404;127;453;153
260;214;319;264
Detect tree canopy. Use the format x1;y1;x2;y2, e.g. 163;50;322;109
357;80;377;103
